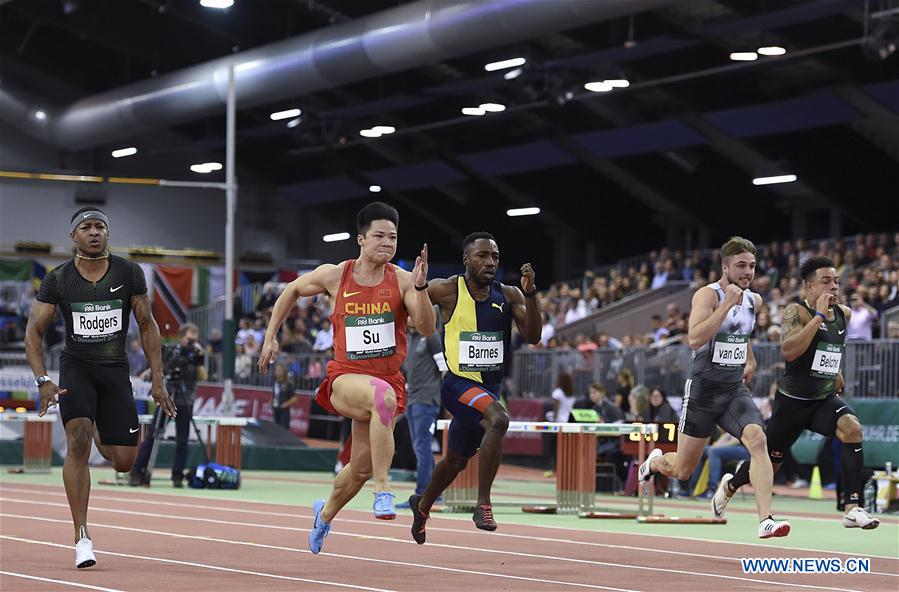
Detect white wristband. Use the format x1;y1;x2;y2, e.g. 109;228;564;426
432;353;448;372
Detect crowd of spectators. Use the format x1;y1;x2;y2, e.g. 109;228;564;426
531;232;899;350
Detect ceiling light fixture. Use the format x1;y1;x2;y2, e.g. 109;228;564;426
270;108;301;121
507;207;541;217
752;174;798;186
190;162;223;174
34;110;47;121
369;185;382;193
199;0;234;9
757;46;786;56
323;232;351;243
603;79;630;88
286;117;302;128
479;103;506;112
729;52;758;61
371;125;396;134
111;147;138;158
504;67;523;80
485;57;526;72
584;81;613;92
360;129;382;138
462;107;485;116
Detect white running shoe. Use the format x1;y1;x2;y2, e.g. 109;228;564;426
758;517;791;539
75;537;96;569
711;473;733;519
638;448;662;482
842;507;880;530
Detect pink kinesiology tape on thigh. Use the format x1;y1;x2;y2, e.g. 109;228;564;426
370;379;395;426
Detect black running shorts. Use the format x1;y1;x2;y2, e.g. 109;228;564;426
679;376;763;439
58;353;140;446
765;391;855;459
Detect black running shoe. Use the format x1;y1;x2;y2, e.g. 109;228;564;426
409;494;429;545
473;504;497;531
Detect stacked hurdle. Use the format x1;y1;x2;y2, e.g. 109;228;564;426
436;420;656;515
2;412;57;473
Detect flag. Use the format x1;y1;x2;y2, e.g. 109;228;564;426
152;266;192;336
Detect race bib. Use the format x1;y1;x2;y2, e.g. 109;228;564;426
345;312;396;360
711;333;748;368
459;331;504;372
811;342;844;378
71;300;123;341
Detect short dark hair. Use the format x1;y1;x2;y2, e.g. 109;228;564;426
800;256;835;281
356;202;399;236
720;236;756;261
71;207;106;223
462;231;496;254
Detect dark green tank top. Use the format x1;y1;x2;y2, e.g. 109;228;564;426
779;302;846;400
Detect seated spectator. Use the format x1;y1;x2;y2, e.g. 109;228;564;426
614;368;634;415
207;328;223;354
664;303;680;331
234;344;252;381
650;314;669;343
313;318;334;351
244;332;261;356
126;338;147;376
626;385;650;422
577;383;623;423
646;387;678;423
256;283;278;313
236;317;253;346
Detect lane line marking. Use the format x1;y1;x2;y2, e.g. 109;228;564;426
0;571;125;592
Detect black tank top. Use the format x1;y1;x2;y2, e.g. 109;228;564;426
36;255;147;365
779;302;846;400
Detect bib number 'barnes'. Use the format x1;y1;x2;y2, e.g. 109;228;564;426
345;312;396;360
459;331;504;372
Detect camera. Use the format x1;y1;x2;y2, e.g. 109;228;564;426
164;341;200;383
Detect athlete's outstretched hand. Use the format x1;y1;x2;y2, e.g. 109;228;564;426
151;382;177;418
258;336;280;375
412;243;429;289
520;263;536;295
38;382;67;417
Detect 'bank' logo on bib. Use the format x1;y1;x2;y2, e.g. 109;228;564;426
811;342;844;378
711;333;748;369
72;300;123;340
345;312;396;360
459;331;504;373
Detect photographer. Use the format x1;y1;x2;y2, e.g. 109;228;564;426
130;323;206;487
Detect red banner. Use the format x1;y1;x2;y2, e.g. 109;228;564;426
194;383;313;437
502;398;546;455
152;265;192;337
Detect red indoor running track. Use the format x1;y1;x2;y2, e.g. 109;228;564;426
1;482;896;592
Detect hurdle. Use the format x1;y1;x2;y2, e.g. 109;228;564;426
136;414;249;468
436;419;657;516
2;412;57;474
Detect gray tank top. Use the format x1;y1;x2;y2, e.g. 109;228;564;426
689;282;757;384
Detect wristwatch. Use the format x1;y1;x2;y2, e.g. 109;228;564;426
34;375;52;387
